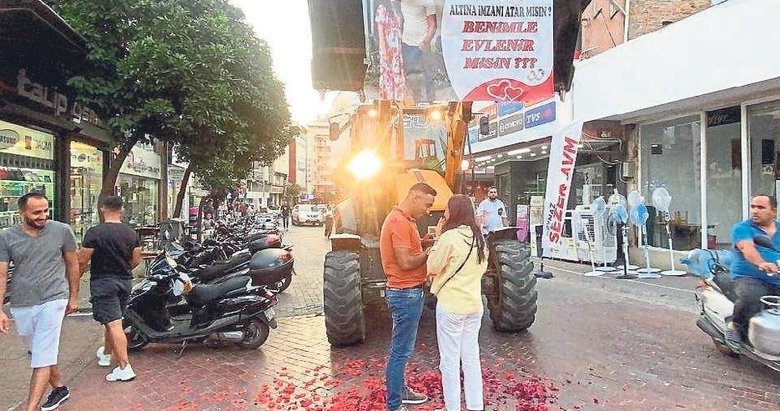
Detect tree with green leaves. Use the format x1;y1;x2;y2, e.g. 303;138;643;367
285;183;303;203
50;0;294;201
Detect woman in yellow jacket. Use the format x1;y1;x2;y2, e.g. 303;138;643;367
428;194;487;411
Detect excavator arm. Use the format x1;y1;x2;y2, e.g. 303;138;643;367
443;101;473;192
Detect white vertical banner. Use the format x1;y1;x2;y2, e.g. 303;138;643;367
541;120;584;257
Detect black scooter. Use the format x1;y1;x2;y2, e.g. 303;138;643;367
123;257;277;355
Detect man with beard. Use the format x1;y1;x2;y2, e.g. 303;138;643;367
0;193;79;411
477;186;508;235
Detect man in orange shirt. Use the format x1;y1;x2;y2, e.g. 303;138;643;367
380;182;437;411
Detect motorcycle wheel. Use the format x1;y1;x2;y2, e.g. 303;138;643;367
274;273;293;293
123;321;148;352
237;319;270;349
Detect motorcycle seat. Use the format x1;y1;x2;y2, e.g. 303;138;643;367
188;276;250;306
712;270;738;302
193;252;251;282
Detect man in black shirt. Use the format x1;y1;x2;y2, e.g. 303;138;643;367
78;196;142;382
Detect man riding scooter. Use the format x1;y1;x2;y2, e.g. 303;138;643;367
726;194;780;352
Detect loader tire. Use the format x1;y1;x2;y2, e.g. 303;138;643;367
487;240;538;332
324;251;365;346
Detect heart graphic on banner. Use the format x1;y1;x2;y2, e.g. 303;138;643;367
504;84;525;101
486;80;525;102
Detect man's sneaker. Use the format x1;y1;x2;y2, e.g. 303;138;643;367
96;346;112;367
40;386;69;411
401;387;428;404
106;364;136;382
725;327;743;353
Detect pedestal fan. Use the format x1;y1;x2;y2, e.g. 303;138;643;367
609;202;637;279
607;189;639;278
630;195;661;279
652;187;687;276
619;191;643;271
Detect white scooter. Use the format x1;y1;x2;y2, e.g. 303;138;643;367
695;234;780;372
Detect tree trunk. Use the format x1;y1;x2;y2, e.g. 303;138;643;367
101;143;133;198
172;163;193;219
197;194;208;243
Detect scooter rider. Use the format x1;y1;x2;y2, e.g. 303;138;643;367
726;194;780;351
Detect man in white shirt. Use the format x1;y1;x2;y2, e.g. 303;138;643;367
400;0;437;102
477;187;509;235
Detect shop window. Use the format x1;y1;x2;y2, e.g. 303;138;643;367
118;174;159;226
640;116;701;251
706;107;742;248
70;142;103;243
0;120;56;230
749;100;780;199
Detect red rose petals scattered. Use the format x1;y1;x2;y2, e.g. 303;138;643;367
251;357;562;411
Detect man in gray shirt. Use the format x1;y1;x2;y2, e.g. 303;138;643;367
0;193;79;411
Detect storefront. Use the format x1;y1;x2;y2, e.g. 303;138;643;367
571;0;780;259
118;145;162;226
69;141;104;240
465;97;627;227
0;2;113;235
0;121;56;228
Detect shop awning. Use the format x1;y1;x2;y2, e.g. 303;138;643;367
571;0;780;123
0;0;86;54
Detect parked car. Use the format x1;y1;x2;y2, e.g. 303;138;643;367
291;204;324;226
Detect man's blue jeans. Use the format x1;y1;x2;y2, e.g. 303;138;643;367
385;287;425;410
402;43;435;103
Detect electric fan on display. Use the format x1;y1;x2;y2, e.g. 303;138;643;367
652;187;687;276
609;202;637;279
608;189;639;278
620;191;643;271
630;193;661;278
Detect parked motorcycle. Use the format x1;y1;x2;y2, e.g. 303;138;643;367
162;232;295;293
123;256;277;353
694;234;780;372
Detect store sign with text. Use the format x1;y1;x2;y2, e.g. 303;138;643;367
120;146;162;179
468;97;556;145
362;0;553;103
71;142;103;174
0;120;54;160
0;69;101;126
442;0;553;102
541;120;584;256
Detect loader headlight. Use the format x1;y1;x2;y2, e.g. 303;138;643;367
348;150;382;181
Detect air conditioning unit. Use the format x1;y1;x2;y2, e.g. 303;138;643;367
573;205;617;264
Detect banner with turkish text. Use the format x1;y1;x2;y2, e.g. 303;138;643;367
541;120;584;257
362;0;553;104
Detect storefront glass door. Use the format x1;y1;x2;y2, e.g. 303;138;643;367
640;116;701;250
747;100;780;200
706;108;742;247
70;142;103;243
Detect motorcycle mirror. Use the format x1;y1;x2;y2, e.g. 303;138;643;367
753;234;779;252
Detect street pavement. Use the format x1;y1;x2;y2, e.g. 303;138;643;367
2;225;780;410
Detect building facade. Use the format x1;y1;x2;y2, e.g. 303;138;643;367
571;0;778;265
0;1;116;243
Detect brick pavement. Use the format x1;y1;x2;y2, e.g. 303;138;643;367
48;269;780;411
273;226;330;318
6;229;780;411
